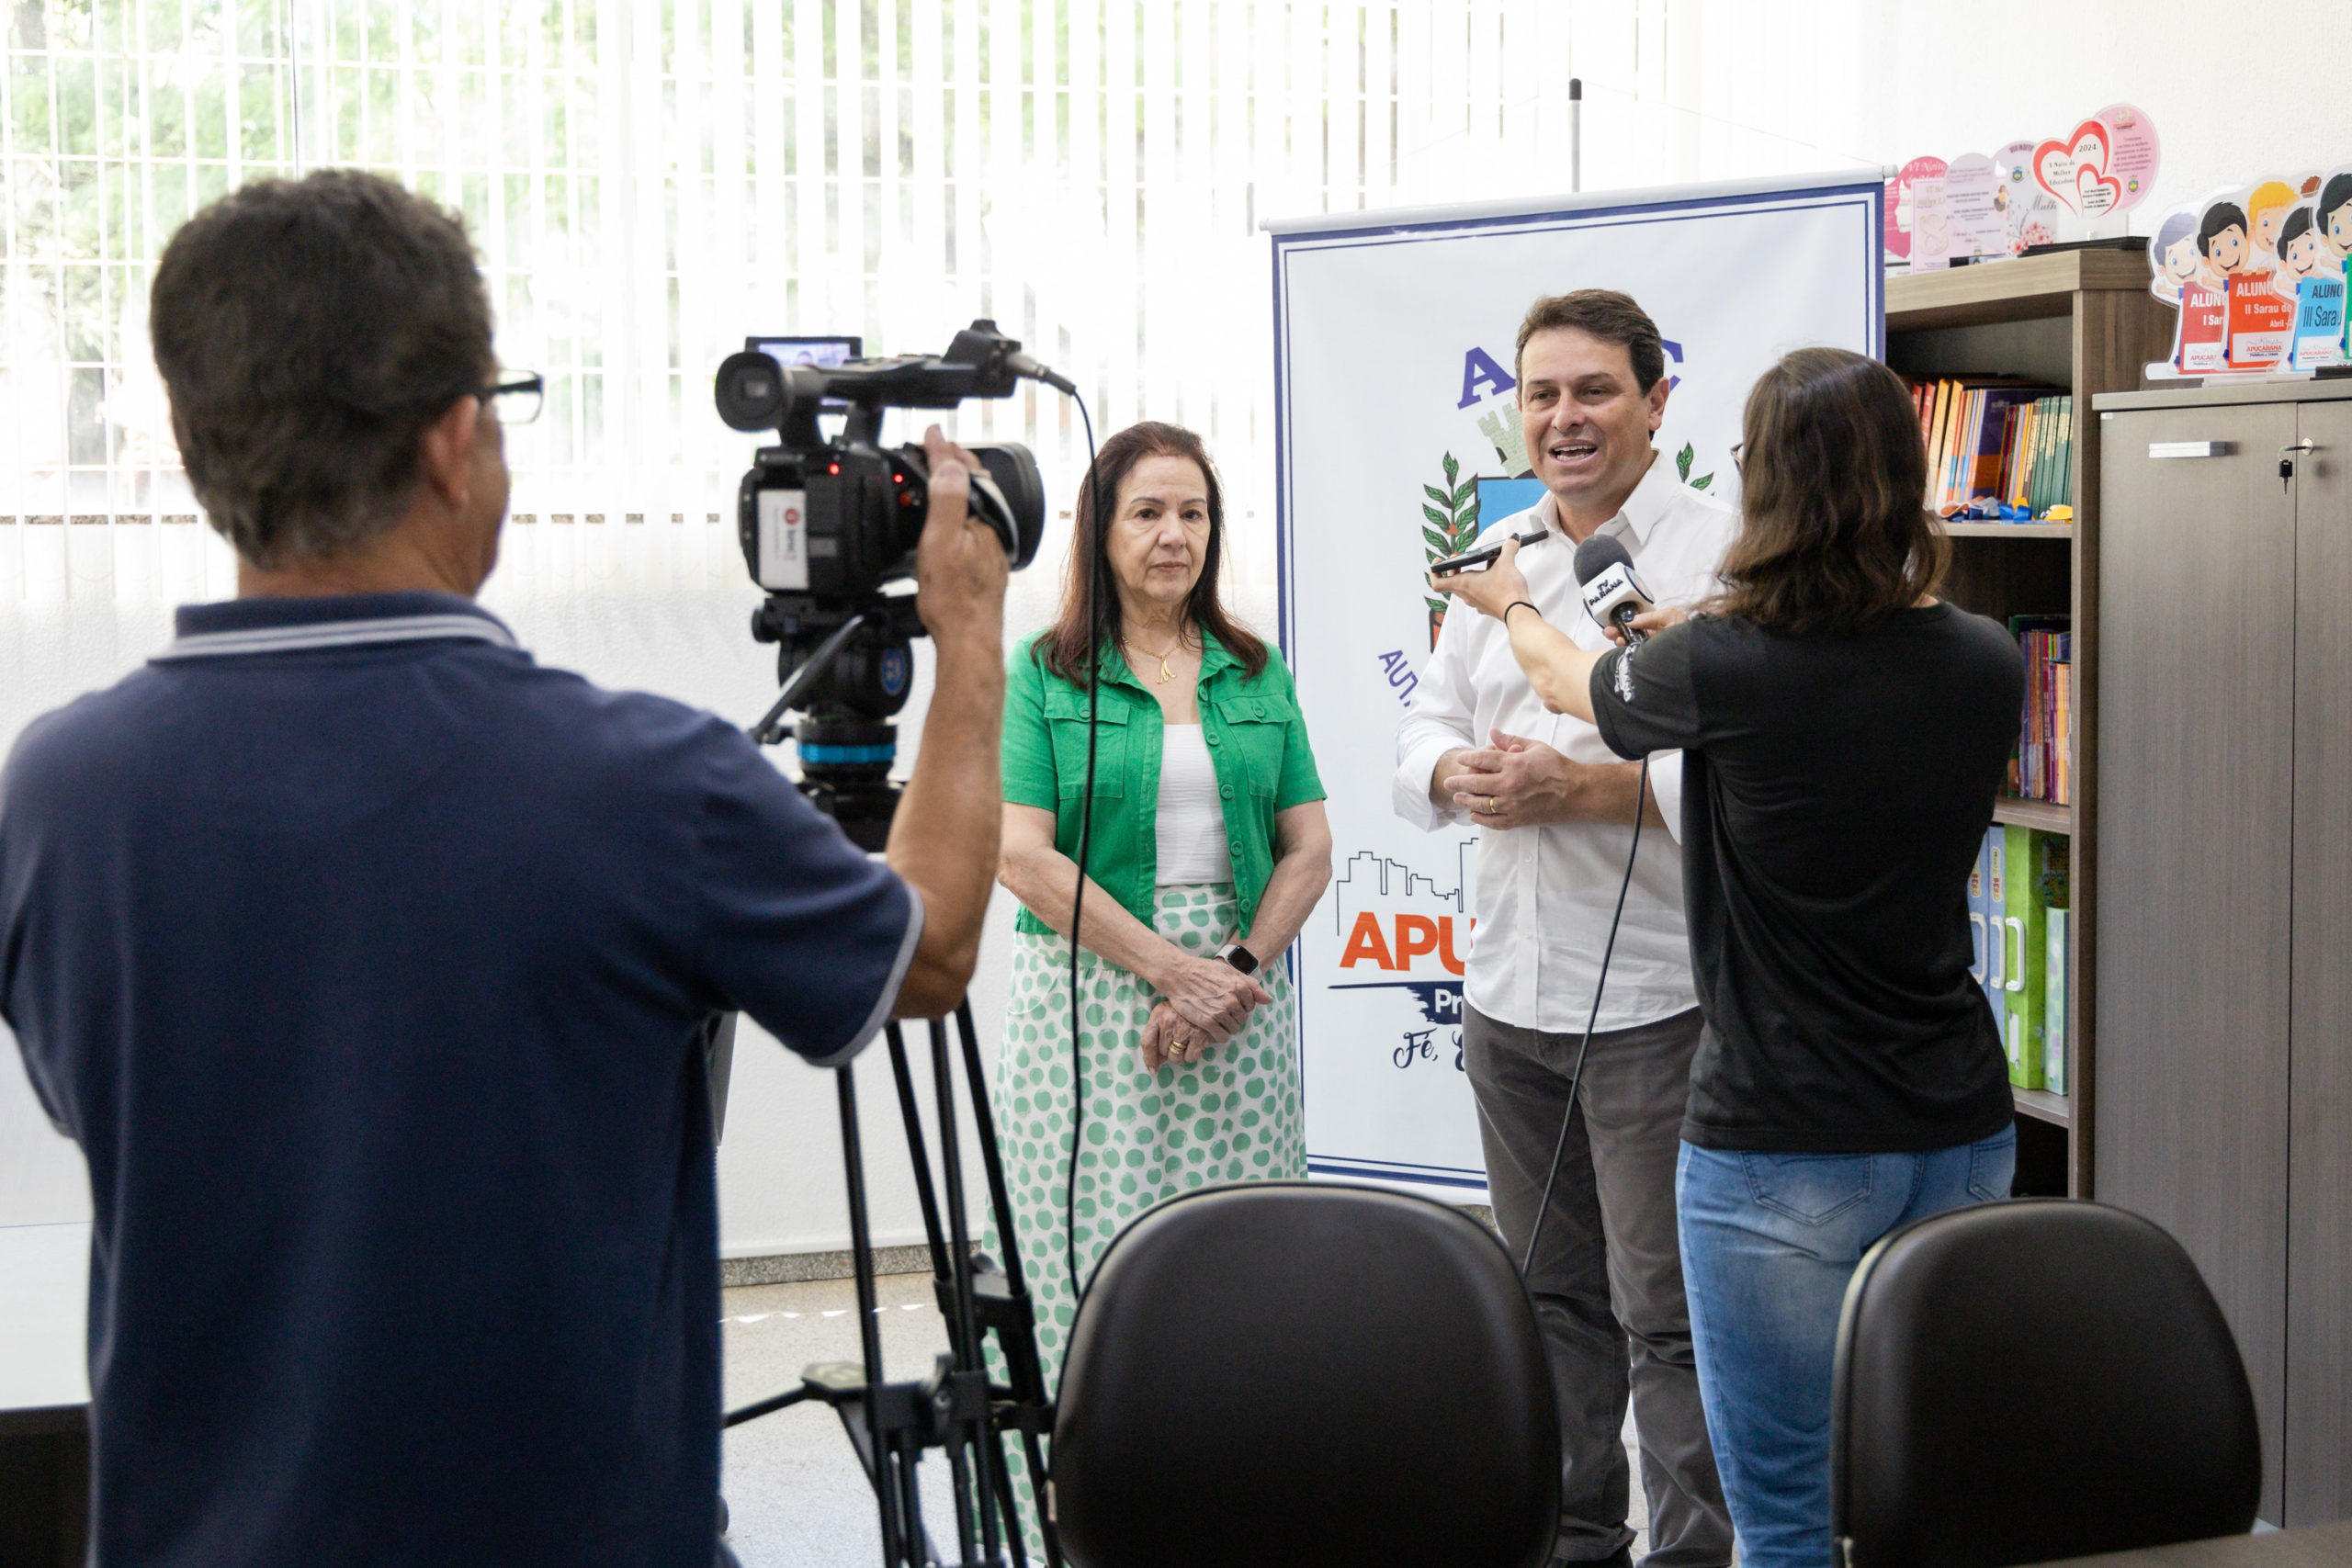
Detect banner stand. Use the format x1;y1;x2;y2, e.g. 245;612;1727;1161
1267;173;1883;1202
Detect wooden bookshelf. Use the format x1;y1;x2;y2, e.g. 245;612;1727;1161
1943;522;2072;539
2011;1086;2072;1129
1992;795;2070;833
1888;254;2176;1199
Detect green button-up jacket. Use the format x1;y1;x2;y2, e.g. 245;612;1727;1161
1001;628;1326;941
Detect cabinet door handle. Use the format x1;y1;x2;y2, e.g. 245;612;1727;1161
2149;441;2235;458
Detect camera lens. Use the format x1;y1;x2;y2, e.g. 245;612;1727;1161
714;351;786;432
967;444;1045;570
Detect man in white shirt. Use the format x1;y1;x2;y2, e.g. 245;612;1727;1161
1395;291;1734;1568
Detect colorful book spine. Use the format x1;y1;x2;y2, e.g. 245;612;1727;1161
2009;620;2073;804
2002;825;2052;1090
1984;828;2007;1006
1969;830;1993;1007
2045;907;2070;1096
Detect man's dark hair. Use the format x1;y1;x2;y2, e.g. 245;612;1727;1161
2198;201;2248;258
150;170;494;569
2322;174;2352;230
1513;289;1667;392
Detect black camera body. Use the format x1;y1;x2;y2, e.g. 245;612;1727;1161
717;321;1054;844
735;442;1043;604
718;320;1048;604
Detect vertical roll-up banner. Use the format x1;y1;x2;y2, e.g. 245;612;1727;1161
1270;174;1884;1201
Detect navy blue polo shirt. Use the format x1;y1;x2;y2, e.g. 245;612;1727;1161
0;592;921;1568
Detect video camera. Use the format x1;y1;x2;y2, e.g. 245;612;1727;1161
715;320;1057;844
714;327;1083;1568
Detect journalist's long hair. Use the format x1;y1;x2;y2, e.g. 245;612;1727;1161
1711;346;1949;637
1035;421;1268;683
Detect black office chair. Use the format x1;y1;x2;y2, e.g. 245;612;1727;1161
1831;1198;2261;1568
1049;1182;1558;1568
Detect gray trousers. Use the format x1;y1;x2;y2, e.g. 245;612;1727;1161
1464;1004;1732;1568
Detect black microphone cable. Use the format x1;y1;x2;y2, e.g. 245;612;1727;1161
1064;392;1104;1295
1516;716;1652;1277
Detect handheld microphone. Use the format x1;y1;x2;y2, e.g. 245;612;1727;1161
1430;525;1552;578
1573;535;1656;644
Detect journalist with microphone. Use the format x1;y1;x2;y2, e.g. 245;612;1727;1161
0;171;1011;1567
1396;290;1734;1568
1432;346;2024;1568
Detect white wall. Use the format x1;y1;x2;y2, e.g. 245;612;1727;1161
1570;2;2341;231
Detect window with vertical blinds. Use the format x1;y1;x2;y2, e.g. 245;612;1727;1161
4;1;1869;562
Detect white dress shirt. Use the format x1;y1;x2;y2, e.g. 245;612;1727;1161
1392;454;1738;1034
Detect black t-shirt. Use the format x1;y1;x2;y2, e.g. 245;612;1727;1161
1590;604;2022;1154
1;592;921;1568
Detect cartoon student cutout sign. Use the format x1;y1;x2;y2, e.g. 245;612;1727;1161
2321;168;2352;357
2151;209;2202;305
2246;181;2299;276
2212;190;2297;369
2278;203;2348;369
2154;199;2239;373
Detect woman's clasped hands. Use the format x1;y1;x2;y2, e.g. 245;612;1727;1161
1139;947;1271;1072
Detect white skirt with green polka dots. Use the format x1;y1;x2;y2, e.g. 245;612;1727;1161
982;881;1306;1545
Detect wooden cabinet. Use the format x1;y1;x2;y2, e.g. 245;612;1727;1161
2289;396;2352;1526
2095;381;2352;1528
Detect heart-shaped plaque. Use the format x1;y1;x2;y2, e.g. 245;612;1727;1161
2033;119;2113;217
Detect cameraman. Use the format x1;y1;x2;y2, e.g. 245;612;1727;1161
0;170;1008;1566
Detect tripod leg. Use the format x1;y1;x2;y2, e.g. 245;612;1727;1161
836;1067;903;1566
930;1020;1005;1562
944;1431;982;1568
896;1434;933;1568
989;1438;1030;1568
955;1000;1059;1568
1021;1426;1065;1568
956;998;1030;1300
887;1026;961;1358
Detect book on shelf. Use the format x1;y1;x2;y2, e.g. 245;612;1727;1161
1974;828;2007;1011
2000;827;2070;1091
2007;615;2072;806
1907;378;2074;518
2045;907;2069;1097
1968;831;1993;1006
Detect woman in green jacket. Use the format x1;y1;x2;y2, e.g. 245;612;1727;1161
988;419;1330;1459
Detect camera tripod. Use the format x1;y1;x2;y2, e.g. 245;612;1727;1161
731;616;1063;1568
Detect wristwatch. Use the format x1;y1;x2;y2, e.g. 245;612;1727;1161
1216;942;1260;976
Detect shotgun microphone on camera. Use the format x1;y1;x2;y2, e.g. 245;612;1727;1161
1573;535;1655;645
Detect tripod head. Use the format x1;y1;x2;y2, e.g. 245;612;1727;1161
747;592;928;849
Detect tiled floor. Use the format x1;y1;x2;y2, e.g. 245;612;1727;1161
719;1273;1650;1565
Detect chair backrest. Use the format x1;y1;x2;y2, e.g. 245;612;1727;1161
1831;1198;2260;1568
1049;1182;1558;1568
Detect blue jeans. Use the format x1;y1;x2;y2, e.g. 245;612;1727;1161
1674;1128;2016;1568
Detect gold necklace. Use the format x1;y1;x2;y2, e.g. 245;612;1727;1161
1127;629;1193;684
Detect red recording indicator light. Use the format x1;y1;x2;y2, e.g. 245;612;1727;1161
828;462;841;475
